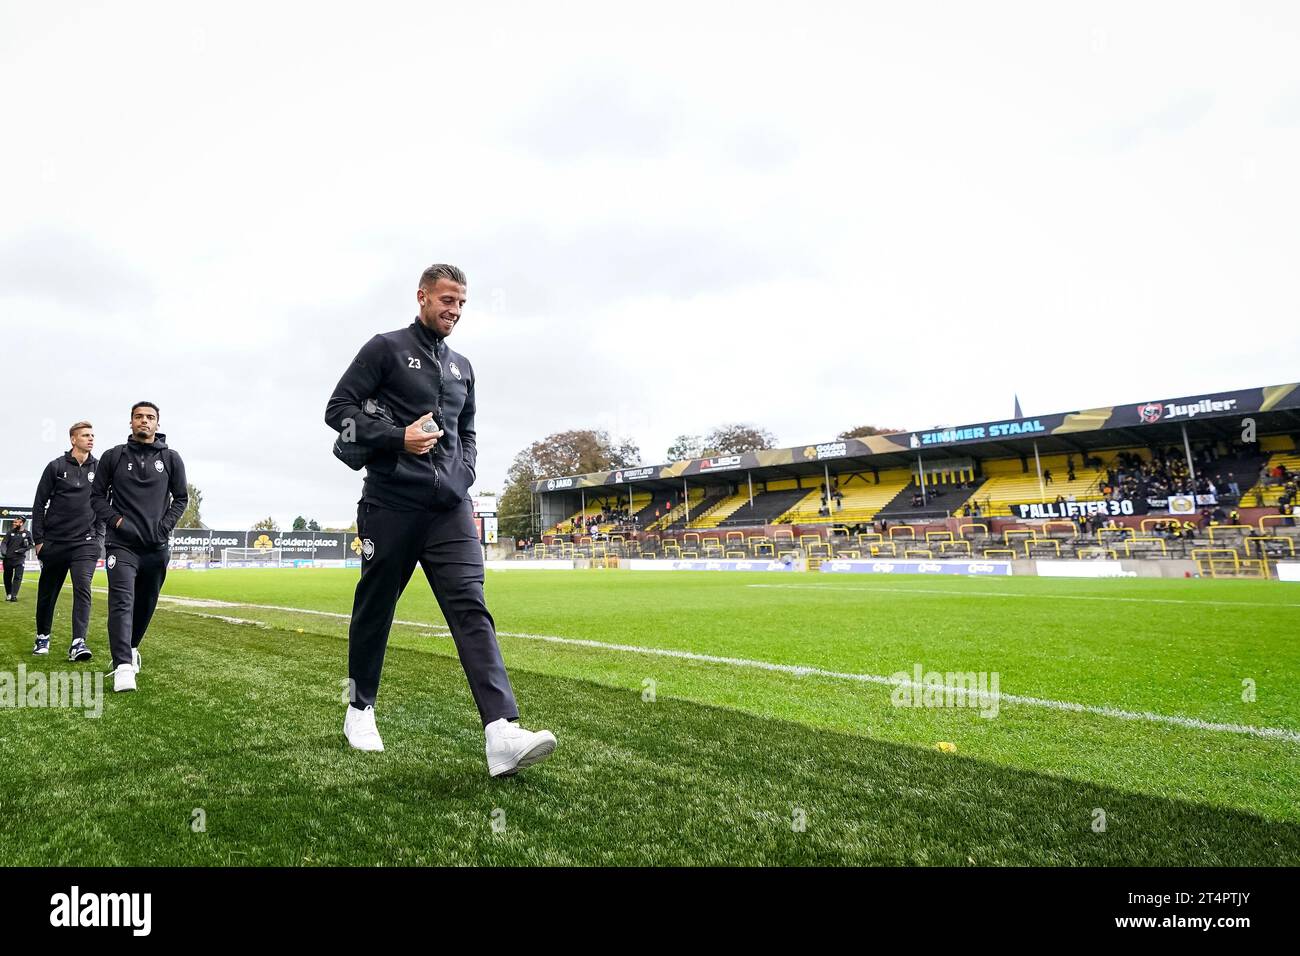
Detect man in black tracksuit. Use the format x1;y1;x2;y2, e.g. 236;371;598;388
325;263;555;776
31;421;105;659
90;402;188;691
3;517;33;601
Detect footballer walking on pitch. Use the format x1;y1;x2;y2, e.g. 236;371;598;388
3;516;33;602
90;402;188;693
31;421;104;660
325;263;556;777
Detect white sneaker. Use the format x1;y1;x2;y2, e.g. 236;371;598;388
132;648;142;673
344;705;384;752
485;717;557;777
112;663;137;693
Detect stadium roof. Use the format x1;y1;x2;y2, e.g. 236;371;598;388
531;382;1300;494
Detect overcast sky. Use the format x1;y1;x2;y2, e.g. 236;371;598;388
3;2;1298;527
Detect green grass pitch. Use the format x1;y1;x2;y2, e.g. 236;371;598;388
1;567;1297;865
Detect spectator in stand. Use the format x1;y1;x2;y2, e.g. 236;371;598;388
1043;468;1053;485
1067;462;1077;482
1228;473;1241;497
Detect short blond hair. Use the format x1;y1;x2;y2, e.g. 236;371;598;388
69;421;93;438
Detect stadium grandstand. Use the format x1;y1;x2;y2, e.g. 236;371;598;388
524;382;1300;578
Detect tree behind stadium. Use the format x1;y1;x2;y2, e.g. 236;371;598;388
667;424;776;461
176;484;204;529
837;424;907;440
498;429;640;540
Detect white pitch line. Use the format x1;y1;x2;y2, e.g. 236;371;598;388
167;609;270;628
746;583;1300;610
130;590;1300;745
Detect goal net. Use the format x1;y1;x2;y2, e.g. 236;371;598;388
221;547;284;568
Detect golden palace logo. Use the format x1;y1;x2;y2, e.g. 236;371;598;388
351;536;363;555
253;534;274;551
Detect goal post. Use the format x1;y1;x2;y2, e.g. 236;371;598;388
221;547;284;568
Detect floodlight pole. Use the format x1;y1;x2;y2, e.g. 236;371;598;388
581;489;586;527
1181;423;1196;486
683;478;690;524
917;453;927;505
747;471;754;509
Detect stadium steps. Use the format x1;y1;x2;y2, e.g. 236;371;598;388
647;488;707;532
948;454;1105;518
687;491;753;529
716;488;812;527
777;470;913;525
875;475;988;517
663;491;734;530
1242;452;1300;506
632;495;666;526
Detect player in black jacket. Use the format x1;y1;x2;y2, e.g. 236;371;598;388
31;421;104;659
325;263;555;776
3;516;33;602
90;402;188;693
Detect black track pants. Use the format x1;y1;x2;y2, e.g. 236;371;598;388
347;498;517;725
3;561;25;598
36;541;99;643
106;546;169;667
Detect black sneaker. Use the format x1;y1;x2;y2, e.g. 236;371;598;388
68;639;93;662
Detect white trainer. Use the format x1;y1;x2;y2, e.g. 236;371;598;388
112;663;137;693
485;717;557;777
132;648;142;673
344;705;384;752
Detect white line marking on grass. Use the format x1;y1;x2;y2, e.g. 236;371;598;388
745;584;1300;610
125;590;1300;745
168;609;270;628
